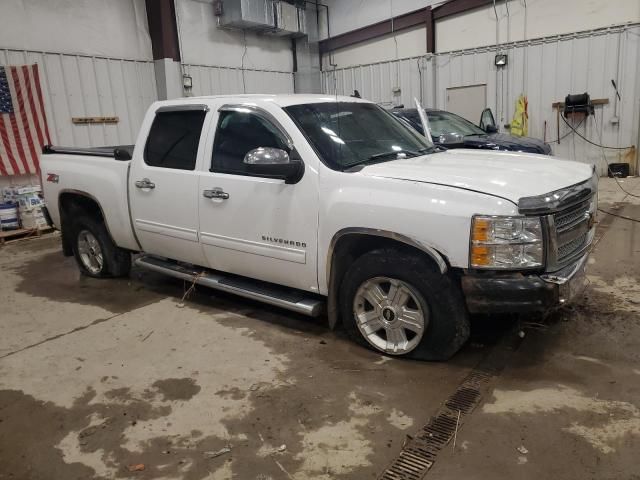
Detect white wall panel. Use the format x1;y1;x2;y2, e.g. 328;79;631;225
183;65;294;96
321;0;639;69
1;49;157;148
324;26;427;69
324;57;426;108
436;0;640;53
0;0;151;60
320;0;438;38
175;1;295;97
323;25;640;176
177;0;293;72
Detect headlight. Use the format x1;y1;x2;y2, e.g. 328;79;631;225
470;216;544;269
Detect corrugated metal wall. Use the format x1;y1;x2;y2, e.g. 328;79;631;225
323;24;640;176
183;64;294;96
324;57;424;109
1;49;157;148
0;50;295;151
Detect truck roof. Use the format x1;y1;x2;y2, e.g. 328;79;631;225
152;93;371;109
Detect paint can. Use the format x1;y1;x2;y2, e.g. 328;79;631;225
0;202;20;230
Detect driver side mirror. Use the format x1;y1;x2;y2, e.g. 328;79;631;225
243;147;304;184
479;108;498;133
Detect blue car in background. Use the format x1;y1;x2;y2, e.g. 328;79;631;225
392;107;552;155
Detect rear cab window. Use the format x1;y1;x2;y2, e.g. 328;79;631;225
144;110;207;170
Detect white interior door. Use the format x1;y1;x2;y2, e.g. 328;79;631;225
446;84;487;124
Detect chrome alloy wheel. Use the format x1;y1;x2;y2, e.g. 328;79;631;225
77;230;104;274
353;276;427;355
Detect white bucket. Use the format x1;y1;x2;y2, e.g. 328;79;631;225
0;202;20;230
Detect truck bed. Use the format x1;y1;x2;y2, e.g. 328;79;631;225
43;145;134;159
40;145;140;252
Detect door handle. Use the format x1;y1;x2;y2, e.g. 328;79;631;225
203;188;229;200
135;178;155;189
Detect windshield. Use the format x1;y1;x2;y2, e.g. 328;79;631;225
426;110;486;137
397;109;486;138
394;110;424;133
284;102;434;170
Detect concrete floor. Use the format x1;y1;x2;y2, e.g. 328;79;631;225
0;177;638;480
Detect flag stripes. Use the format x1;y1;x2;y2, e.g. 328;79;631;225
0;64;51;176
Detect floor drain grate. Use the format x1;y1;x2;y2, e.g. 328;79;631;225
445;386;480;413
378;333;522;480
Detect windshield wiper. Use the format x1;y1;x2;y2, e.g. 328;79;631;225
418;146;437;153
343;147;435;171
368;149;419;161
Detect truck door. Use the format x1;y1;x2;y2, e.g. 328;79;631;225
128;105;209;266
197;104;319;293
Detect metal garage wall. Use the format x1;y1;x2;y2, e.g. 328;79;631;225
323;24;640;176
0;49;157;148
182;64;294;96
177;0;295;96
324;57;426;109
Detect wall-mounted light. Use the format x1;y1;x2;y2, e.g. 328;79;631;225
494;54;508;67
183;74;193;91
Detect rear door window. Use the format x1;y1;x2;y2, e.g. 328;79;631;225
144;110;206;170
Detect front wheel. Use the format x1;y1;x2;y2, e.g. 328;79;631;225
340;248;470;361
71;215;131;278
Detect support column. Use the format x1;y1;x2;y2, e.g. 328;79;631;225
145;0;183;99
425;6;435;53
294;5;322;94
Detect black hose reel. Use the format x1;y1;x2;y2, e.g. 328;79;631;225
564;93;594;117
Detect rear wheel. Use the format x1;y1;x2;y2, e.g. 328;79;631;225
77;229;104;275
71;215;131;278
340;248;469;361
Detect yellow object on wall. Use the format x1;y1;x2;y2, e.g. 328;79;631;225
511;95;529;137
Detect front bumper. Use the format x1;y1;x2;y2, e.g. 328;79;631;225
461;254;589;314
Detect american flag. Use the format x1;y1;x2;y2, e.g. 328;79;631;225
0;64;51;176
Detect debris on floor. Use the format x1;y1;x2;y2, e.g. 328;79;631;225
204;446;232;459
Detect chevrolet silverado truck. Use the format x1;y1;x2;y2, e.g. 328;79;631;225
41;94;597;360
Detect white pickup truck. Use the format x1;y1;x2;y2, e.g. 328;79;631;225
41;94;597;360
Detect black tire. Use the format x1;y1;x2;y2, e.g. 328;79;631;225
71;215;131;278
339;248;470;361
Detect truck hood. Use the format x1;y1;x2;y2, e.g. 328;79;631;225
462;133;553;155
359;149;593;204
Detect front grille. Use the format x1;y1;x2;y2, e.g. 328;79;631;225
557;232;588;262
550;199;594;270
555;200;590;232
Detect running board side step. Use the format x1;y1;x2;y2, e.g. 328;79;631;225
134;255;325;317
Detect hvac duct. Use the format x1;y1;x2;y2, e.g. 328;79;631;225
215;0;275;31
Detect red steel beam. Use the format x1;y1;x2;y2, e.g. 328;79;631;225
319;7;428;54
425;6;435;54
145;0;181;61
432;0;494;20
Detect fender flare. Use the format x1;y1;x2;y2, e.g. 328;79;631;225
325;227;448;329
58;188;142;251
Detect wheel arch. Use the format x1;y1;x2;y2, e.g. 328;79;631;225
58;190;110;256
325;228;449;330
